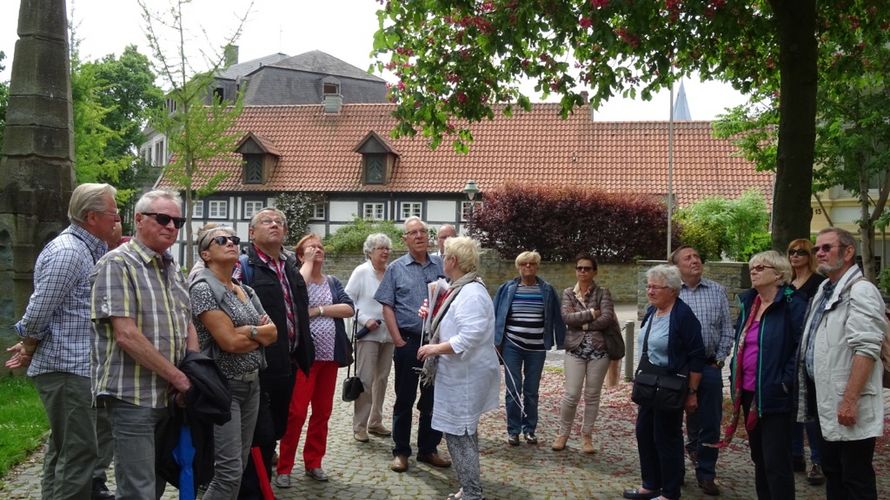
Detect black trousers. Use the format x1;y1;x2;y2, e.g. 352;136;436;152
392;334;441;457
741;391;795;500
822;437;877;500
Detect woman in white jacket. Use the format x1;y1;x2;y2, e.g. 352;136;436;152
418;236;500;500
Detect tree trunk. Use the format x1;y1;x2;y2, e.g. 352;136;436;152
768;0;818;250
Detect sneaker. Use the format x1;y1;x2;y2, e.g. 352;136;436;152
354;430;369;442
807;464;825;486
793;455;806;473
273;474;291;488
524;433;538;445
507;434;520;446
305;467;329;482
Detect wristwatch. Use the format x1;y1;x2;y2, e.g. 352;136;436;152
249;325;257;340
714;359;725;369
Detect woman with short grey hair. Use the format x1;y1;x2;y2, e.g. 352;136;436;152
345;233;395;442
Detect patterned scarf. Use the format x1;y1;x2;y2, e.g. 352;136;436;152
419;271;483;387
720;295;762;448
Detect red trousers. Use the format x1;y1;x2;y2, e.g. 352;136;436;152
276;360;338;473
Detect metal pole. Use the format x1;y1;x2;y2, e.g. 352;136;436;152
667;83;675;260
624;320;635;381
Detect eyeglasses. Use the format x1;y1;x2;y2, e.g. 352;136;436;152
258;218;285;226
141;212;186;229
814;243;845;253
405;229;427;237
788;248;810;257
519;262;538;267
575;266;594;272
208;235;240;248
98;210;121;221
750;264;775;273
646;284;671;291
374;246;391;251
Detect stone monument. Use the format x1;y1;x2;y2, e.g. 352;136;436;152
0;0;74;351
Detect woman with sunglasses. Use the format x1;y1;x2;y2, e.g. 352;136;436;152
190;225;277;499
553;253;615;454
275;233;354;485
786;238;827;485
722;250;806;499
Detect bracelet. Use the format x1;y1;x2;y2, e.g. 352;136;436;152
249;325;257;340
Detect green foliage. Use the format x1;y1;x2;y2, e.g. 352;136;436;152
674;190;770;262
323;217;406;257
0;376;49;478
274;192;326;247
879;266;890;296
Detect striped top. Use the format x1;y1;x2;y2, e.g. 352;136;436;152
91;239;191;408
504;284;545;350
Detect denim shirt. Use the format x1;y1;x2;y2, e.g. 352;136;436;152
493;276;565;350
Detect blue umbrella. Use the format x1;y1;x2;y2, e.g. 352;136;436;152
172;424;196;500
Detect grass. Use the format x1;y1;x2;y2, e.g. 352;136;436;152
0;375;48;479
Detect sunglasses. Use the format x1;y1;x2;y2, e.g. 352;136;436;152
814;243;845;253
208;235;240;249
750;264;775;273
788;248;810;257
142;212;186;229
575;266;594;272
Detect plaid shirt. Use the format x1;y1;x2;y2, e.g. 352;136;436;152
16;224;107;377
91;239;191;408
679;277;734;360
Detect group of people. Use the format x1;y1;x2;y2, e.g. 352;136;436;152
5;184;888;500
623;234;887;500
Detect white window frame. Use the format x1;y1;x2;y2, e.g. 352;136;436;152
208;200;228;219
399;201;422;221
310;203;326;221
192;200;204;218
460;201;483;222
243;200;264;219
363;202;385;221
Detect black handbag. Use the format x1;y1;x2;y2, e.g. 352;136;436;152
631;315;688;411
342;309;364;402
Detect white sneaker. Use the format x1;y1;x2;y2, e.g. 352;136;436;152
273;474;291;488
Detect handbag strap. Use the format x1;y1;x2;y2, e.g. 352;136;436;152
348;309;360;377
641;313;654;357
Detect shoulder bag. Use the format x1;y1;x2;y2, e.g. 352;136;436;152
341;309;364;402
595;288;626;361
631;315;689;411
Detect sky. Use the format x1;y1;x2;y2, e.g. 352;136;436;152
0;0;749;121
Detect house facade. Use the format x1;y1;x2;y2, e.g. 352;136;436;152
156;102;775;263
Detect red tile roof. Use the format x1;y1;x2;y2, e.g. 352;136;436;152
157;103;773;207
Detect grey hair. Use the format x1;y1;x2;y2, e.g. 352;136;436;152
363;233;392;258
749;250;793;285
646;264;683;291
68;183;117;224
134;190;182;214
403;216;428;232
249;207;288;230
818;227;857;254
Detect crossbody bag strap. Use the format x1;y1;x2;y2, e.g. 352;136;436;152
641;313;654;357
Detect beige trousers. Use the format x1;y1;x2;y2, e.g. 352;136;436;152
352;340;395;432
558;354;610;436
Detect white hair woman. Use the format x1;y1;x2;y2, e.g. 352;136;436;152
345;233;395;442
417;236;500;500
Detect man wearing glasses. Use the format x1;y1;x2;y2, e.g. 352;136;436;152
237;208;314;494
375;216;451;473
797;227;886;499
670;245;733;496
7;183;119;499
90;189;198;498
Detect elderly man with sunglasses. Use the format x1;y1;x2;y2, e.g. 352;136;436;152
90;189;198;499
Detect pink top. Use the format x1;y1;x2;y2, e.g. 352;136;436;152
741;319;760;392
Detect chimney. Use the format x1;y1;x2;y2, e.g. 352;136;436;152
224;44;239;68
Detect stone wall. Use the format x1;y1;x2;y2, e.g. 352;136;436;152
636;260;751;320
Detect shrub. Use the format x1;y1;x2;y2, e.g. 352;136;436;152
674;190;770;262
879;266;890;296
275;192;325;247
323;217;406;256
467;183;677;262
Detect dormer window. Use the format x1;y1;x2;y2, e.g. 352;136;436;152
235;132;280;186
354;131;399;186
323;82;340;95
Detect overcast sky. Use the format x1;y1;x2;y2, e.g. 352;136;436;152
1;0;749;121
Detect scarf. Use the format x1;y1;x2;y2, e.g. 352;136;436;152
418;271;483;387
719;295;762;448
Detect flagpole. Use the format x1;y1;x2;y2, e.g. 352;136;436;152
667;82;675;260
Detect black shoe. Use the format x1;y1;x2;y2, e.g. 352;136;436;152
622;487;660;499
524;433;538;445
793;455;806;473
698;478;720;496
507;434;520;446
92;479;114;500
807;464;826;486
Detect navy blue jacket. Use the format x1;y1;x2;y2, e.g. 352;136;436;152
493;276;565;350
640;298;706;375
730;285;806;415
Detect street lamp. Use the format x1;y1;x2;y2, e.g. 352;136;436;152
462;179;479;200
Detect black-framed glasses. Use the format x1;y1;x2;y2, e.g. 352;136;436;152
814;243;845;253
141;212;186;229
575;266;594;272
750;264;776;273
788;248;810;257
208;235;240;248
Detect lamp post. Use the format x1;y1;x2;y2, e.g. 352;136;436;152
462;180;480;228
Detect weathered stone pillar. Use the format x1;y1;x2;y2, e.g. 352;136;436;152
0;0;74;350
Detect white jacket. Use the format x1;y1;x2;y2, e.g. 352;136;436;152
799;265;886;441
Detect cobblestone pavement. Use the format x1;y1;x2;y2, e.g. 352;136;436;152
3;305;889;499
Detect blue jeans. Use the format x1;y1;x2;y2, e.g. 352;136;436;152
689;364;722;481
792;421;823;465
107;398;169;499
502;342;546;436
